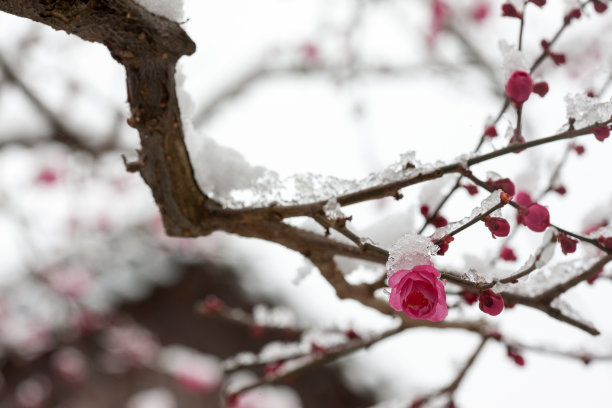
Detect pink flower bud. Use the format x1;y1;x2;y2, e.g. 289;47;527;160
35;168;59;185
558;234;578;255
487;177;515;196
478;290;504;316
344;329;360;340
564;8;581;24
533;81;549;97
484;125;498;137
520;203;550;232
501;3;522;18
388;265;448;322
420;205;429;217
484;216;511;238
572;144;585;155
593;126;610;141
593;0;608;13
463;184;479;195
598;236;612;249
472;3;490;22
553;185;567;195
461;290;479;305
507;346;525;366
432;215;448;228
500;246;517;261
436;235;454;256
505;71;533;103
514;191;533;207
550;52;566;66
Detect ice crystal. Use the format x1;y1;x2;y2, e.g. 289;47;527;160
386;234;437;274
323;198;345;220
430;190;503;241
565;94;612;128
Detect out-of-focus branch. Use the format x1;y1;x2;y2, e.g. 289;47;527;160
0;53;116;155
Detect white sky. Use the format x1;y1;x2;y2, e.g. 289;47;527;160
0;0;611;407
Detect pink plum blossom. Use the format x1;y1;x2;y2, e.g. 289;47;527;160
500;246;517;261
558;234;578;255
388;265;448;322
478;290;504;316
484;216;511;238
521;203;550;232
505;71;533;103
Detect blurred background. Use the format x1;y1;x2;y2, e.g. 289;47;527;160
0;0;611;407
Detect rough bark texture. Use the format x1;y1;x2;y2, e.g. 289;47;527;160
0;0;218;236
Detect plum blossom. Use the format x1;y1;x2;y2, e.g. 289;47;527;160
388;265;448;322
500;246;517;261
558;234;578;254
478;290;504;316
520;203;550;232
506;71;533;103
484;216;511;238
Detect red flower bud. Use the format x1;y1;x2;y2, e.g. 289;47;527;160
533;81;549;97
572;144;585;155
558;234;578;255
550;52;566;66
564;8;581;24
461;290;479;305
500;246;517;261
420;205;429;217
530;0;546;6
593;0;608;13
487;177;516;196
484;125;498;137
502;3;522;18
432;215;448;228
598;236;612;249
553;185;567;195
514;191;533;207
436;235;454;255
505;71;533;103
507;346;525;366
520;203;550;232
593;126;610;141
478;290;504;316
484;216;511;238
463;184;479;195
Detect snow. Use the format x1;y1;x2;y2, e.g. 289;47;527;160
323;197;345;220
133;0;184;22
564;94;612;128
386;234;437;275
157;345;224;391
430;190;504;241
126;388;176;408
498;40;531;80
253;305;296;328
